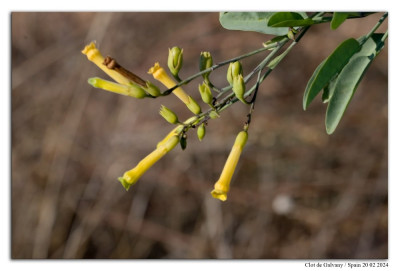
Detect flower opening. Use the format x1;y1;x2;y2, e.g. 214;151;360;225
211;131;248;201
82;42;131;86
119;135;179;191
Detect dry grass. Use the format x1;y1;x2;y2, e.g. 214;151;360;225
11;12;388;259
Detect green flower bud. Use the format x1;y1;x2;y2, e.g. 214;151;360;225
127;83;148;99
209;110;220;119
199;52;213;81
197;123;206;141
180;134;187;150
227;61;243;85
198;82;213;105
168;46;183;76
232;74;248;104
287;29;295;40
186;96;202;115
159;105;179;124
144;81;161;97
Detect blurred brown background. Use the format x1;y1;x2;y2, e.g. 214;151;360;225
11;12;388;259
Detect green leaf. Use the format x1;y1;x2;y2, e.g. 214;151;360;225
303;38;361;110
345;12;376;18
330;12;349;30
322;74;338;103
325;34;385;134
219;12;306;35
268;12;315;27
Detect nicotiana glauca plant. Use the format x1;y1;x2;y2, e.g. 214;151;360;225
82;12;388;201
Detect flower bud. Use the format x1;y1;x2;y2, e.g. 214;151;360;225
287;29;295;40
180;134;187;150
232;74;247;104
197;123;206;141
198;82;213;105
159;105;179;124
227;61;243;85
127;83;148;99
88;77;147;99
186;96;202;115
144;81;161;97
168;46;183;76
209;110;220;119
199;52;213;81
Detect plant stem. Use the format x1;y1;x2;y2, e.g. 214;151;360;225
363;12;388;43
215;37;290;100
162;41;284;95
177;16;314;132
382;30;388;42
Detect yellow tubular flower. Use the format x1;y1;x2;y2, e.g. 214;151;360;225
148;63;190;104
119;135;179;191
211;131;248;201
82;42;131;86
156;116;197;148
149;63;202;115
88;77;147;98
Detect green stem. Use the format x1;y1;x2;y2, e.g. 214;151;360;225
162;41;283;96
382;30;388;42
362;12;388;44
178;17;314;131
215;38;289;100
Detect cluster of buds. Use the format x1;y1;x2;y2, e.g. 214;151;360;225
82;42;251;201
227;61;249;104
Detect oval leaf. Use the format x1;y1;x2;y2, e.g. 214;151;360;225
330;12;349;30
325;34;385;134
219;12;289;35
325;57;372;134
268;12;314;27
303;38;361;110
322;74;338;103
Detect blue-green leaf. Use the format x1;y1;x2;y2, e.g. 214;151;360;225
268;12;315;27
325;34;385;134
330;12;349;30
219;12;306;35
303;38;361;110
322;74;338;103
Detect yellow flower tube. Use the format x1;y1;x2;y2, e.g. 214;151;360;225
88;77;147;98
148;62;189;103
119;135;179;191
148;63;201;114
82;42;131;86
211;131;248;201
156;116;197;148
